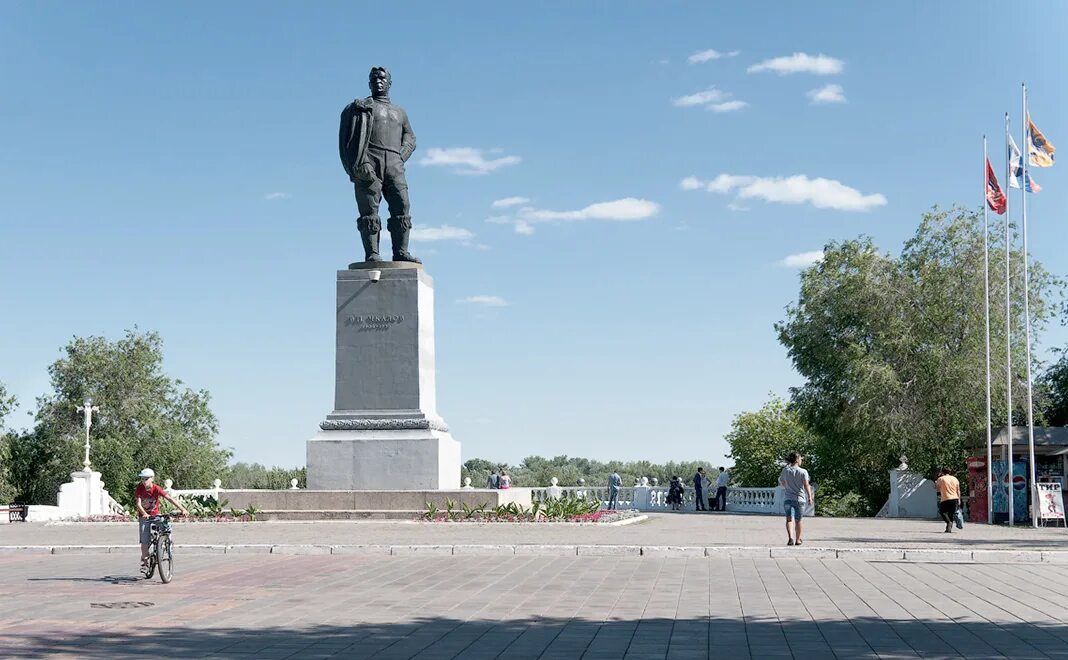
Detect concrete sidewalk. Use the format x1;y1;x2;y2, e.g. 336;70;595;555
5;553;1068;658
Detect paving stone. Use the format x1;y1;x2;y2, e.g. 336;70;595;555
270;544;333;555
513;544;577;555
0;546;52;554
224;544;274;554
640;545;705;557
706;545;771;558
971;550;1042;563
576;544;641;556
835;547;906;561
50;545;118;554
902;549;973;562
450;544;515;555
180;544;229;554
330;544;392;555
390;544;454;555
769;546;837;559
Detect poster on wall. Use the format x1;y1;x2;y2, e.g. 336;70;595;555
1037;483;1064;522
991;460;1029;522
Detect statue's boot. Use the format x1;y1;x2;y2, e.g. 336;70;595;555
390;229;422;264
360;231;383;262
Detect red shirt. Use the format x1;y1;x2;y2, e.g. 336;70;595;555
135;483;167;515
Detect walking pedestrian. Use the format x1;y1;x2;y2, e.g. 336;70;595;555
779;452;814;546
713;466;730;512
607;471;622;510
934;467;961;533
667;476;684;511
693;468;708;511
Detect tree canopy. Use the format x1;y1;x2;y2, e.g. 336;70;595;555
460;455;720;489
724;395;817;489
774;207;1061;512
6;329;231;507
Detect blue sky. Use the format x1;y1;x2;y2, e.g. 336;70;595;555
3;2;1068;473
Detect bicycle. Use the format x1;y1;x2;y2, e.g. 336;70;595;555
141;514;177;583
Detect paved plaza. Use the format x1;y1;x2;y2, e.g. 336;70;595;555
3;551;1068;659
2;512;1066;551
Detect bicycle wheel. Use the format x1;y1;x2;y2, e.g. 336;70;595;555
157;534;173;584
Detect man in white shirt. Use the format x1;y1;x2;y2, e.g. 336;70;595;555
713;467;730;512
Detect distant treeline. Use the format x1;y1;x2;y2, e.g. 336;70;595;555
460;455;723;489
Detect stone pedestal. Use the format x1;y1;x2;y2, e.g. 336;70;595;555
307;263;461;490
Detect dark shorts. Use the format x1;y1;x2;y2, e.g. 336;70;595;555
938;499;959;515
784;499;804;521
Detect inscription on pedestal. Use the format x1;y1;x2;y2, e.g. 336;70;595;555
345;314;405;332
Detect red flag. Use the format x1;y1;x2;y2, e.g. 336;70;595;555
986;158;1006;214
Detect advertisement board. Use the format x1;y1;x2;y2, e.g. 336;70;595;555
1037;482;1064;523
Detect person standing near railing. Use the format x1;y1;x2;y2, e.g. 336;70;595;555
713;467;730;512
607;471;622;510
693;468;708;511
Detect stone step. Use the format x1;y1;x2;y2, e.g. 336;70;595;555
258;509;422;521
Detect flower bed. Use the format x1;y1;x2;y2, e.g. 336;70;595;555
82;514;257;523
421;498;642;524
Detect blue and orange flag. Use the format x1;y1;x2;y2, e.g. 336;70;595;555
986;158;1006;214
1028;115;1055;167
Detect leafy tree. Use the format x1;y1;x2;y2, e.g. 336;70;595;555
0;383;18;503
776;207;1062;512
460;455;718;490
10;329;230;507
224;462;306;489
1039;353;1068;426
724;395;817;488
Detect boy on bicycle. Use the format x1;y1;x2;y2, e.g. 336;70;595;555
135;468;187;568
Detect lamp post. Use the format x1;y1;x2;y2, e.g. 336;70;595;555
75;399;100;469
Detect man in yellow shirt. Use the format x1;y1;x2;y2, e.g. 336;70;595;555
934;467;961;533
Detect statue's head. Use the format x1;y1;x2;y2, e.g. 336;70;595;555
369;67;391;96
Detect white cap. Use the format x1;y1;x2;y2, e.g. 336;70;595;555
138;468;155;478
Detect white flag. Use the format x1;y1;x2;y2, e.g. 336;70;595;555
1009;135;1041;193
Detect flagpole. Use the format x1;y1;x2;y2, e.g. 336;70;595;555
1004;112;1014;527
1021;83;1038;528
983;135;993;525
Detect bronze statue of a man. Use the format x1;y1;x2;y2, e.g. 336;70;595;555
338;67;420;264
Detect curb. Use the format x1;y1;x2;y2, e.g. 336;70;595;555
3;544;1066;563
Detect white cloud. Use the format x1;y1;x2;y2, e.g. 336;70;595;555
681;174;887;211
672;87;747;112
672;88;729;107
492;196;531;208
264;192;291;200
747;52;844;75
780;250;825;268
487;198;659;235
808;83;846;104
727;202;751;212
458;295;510;307
419;147;520;175
708;100;748;113
410;225;475;242
687;48;740;64
520;198;660;222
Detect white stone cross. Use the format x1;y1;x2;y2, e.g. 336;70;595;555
75;399;100;469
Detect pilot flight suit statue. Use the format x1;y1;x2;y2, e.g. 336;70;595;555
338;66;420;263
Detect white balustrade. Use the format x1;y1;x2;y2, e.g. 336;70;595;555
528;478;811;516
